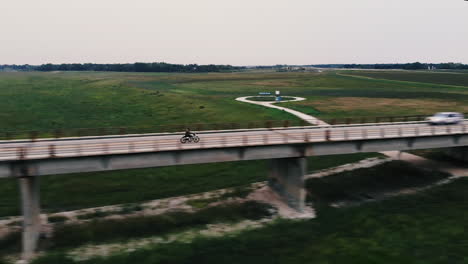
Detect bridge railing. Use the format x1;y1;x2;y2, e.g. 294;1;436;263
1;123;466;161
2;113;467;141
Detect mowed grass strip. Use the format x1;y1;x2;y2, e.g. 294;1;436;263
32;177;468;264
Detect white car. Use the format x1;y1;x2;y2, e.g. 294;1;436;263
426;112;464;125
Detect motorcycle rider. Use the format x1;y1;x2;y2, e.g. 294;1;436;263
184;128;194;138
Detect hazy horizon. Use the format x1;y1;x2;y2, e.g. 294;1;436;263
1;0;467;66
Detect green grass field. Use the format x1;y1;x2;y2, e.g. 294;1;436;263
0;153;380;217
30;165;468;264
1;70;467;133
1;70;468;263
0;70;466;217
341;70;468;87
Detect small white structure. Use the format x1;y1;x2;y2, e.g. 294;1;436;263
275;91;282;101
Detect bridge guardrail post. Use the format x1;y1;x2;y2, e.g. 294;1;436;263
18;147;27;160
325;130;331;141
380;128;385;138
49;145;56;158
344;130;349;140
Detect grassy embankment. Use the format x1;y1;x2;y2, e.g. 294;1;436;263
30;161;468;264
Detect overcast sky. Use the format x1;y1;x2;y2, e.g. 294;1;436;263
1;0;467;65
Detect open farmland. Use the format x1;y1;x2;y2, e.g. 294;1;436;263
0;70;467;216
340;70;468;87
1;70;468;263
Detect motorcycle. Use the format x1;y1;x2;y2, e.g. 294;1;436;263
180;133;200;144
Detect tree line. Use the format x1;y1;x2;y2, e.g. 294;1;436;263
0;62;243;73
312;62;468;70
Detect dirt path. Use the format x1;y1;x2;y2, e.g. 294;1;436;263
235;96;330;126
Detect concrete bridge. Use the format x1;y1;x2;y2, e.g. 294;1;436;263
1;121;467;260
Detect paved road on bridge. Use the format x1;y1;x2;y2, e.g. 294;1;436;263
0;121;466;162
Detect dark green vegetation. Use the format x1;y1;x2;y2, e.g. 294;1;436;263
0;153;381;217
408;149;468;168
0;160;269;217
75;204;144;220
306;161;450;205
306;152;383;173
187;185;254;209
32;168;468;264
0;231;21;257
2;201;272;255
52;201;271;249
47;215;68;223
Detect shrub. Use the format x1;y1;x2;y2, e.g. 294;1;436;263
50;201;272;249
48;215;68;223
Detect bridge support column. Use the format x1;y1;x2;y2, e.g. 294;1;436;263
444;147;468;162
268;157;307;212
19;176;41;261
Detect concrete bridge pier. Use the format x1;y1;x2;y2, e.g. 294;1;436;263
268;157;307;212
19;176;41;261
444;146;468;162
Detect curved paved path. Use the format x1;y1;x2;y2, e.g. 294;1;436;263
235;96;329;126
